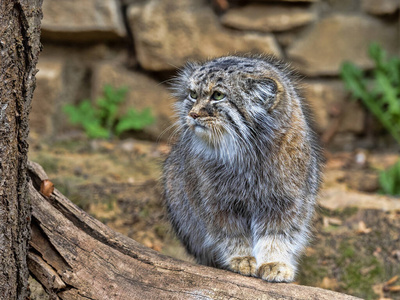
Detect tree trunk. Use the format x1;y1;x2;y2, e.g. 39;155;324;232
0;1;42;299
27;161;361;300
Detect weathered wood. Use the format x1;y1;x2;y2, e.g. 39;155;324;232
0;1;42;299
28;252;66;292
27;161;361;300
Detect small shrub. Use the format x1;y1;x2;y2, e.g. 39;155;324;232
341;43;400;143
341;43;400;197
64;85;155;139
379;159;400;196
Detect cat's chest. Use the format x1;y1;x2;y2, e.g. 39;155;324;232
184;162;268;207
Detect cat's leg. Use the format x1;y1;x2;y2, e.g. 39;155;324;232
252;229;308;282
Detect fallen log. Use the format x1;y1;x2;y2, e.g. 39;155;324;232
27;161;360;300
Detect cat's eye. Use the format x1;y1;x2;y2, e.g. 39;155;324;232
189;90;198;100
212;91;225;101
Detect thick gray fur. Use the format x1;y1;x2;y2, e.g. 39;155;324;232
163;55;323;282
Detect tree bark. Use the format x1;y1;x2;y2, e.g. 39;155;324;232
0;1;42;299
27;161;361;300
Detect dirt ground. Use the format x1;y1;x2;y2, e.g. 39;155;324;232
28;137;400;300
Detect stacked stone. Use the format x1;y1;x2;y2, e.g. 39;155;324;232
32;0;399;148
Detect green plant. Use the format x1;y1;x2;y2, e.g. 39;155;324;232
341;43;400;197
64;85;154;139
379;159;400;196
341;43;400;143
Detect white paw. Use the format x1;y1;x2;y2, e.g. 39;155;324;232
257;262;295;282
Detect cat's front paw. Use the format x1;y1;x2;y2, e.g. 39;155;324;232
229;256;257;277
257;262;295;282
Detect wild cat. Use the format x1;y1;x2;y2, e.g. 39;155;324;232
162;55;322;282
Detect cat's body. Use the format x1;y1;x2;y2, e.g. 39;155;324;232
163;55;322;282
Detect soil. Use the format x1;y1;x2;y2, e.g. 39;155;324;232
28;137;400;300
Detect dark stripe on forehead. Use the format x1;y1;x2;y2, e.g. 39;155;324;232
214;58;238;66
195;73;206;81
203;59;240;72
213;83;225;90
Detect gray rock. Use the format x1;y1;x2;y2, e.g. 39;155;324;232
92;62;175;140
275;28;304;48
362;0;399;15
30;59;64;137
317;0;360;12
42;0;126;42
304;80;364;134
221;4;316;32
287;14;398;76
128;0;281;71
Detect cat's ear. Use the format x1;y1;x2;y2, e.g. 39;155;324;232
170;62;199;99
248;78;280;111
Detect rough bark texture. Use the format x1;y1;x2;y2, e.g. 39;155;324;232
27;161;361;300
0;1;42;299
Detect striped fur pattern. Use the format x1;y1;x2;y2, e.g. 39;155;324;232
163;55;323;282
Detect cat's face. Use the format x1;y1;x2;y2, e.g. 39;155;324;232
172;56;288;151
183;66;240;144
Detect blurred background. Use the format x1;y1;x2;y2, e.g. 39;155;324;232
28;0;400;299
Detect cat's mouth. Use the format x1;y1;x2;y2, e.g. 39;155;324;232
187;117;209;131
193;122;207;130
187;117;224;141
189;120;209;137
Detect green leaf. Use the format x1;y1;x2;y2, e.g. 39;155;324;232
341;43;400;144
115;108;155;136
379;159;400;196
63;100;97;124
63;84;155;140
84;121;110;139
369;42;386;69
340;62;369;100
103;84;128;105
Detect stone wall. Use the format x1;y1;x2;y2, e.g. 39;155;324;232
32;0;400;149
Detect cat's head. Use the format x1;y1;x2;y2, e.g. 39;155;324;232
171;55;299;157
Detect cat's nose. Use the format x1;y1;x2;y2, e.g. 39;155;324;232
189;112;200;119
